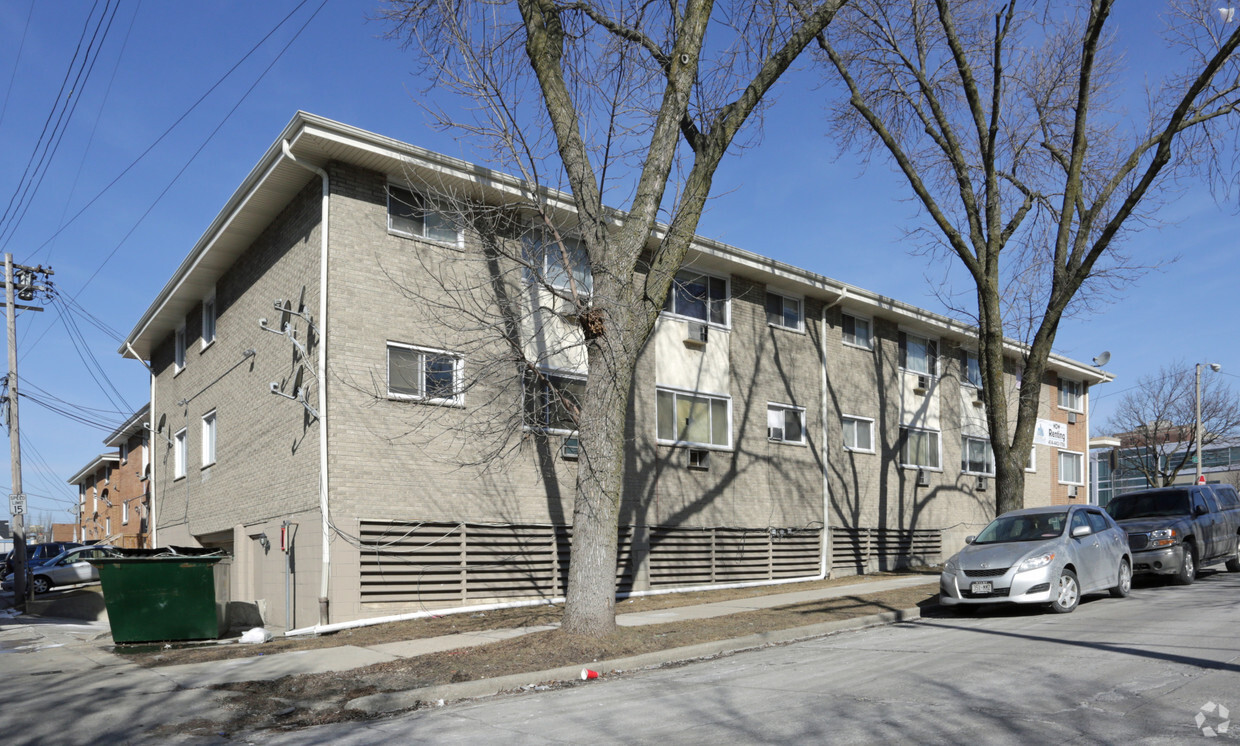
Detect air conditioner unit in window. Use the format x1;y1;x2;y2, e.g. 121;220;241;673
562;436;580;460
768;427;782;441
976;475;988;491
916;469;930;487
1067;412;1078;424
688;448;709;470
1068;485;1079;498
915;374;929;393
685;321;708;346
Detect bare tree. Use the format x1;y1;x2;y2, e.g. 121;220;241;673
381;0;848;636
1104;363;1240;487
814;0;1240;514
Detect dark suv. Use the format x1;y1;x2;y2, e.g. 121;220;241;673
2;542;82;577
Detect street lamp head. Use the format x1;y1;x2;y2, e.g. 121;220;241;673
1210;363;1222;373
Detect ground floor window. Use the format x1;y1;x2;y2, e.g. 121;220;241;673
1058;450;1084;485
961;436;994;475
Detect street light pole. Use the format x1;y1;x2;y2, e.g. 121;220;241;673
1196;362;1222;485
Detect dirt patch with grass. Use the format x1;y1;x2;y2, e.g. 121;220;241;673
133;575;940;738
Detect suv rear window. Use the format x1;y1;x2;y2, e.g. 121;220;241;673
1106;490;1191;520
1209;484;1240;509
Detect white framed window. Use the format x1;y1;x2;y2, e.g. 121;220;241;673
120;441;129;465
1058;449;1084;485
842;313;872;349
526;370;586;433
842;415;875;453
201;410;217;467
766;403;805;444
387;343;464;406
201;291;217;349
900;426;941;469
92;480;97;512
174;324;187;373
523;229;592;295
141;432;149;476
122;499;129;525
899;331;938;376
962;436;995;475
663;270;728;326
387;184;462;245
174;428;187;480
963;351;982;388
656;387;732;449
765;292;803;331
106;517;111;535
1058;378;1083;412
1027;447;1037;473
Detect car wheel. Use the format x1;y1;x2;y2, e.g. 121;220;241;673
1049;568;1080;613
1110;560;1132;598
31;576;50;594
1226;550;1240;573
1173;543;1197;586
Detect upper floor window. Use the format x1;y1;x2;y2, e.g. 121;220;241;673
120;442;129;465
765;292;802;331
842;415;875;453
664;270;727;325
201;410;217;467
201;292;217;348
387;343;464;406
387;184;461;245
523;230;592;295
174;428;187;480
899;331;938;376
963;351;982;387
122;499;129;525
656;387;731;449
1058;378;1083;411
842;313;872;349
766;403;805;444
174;324;187;373
526;370;586;433
900;426;941;469
962;436;994;475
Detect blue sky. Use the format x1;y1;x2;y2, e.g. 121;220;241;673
1;0;1236;524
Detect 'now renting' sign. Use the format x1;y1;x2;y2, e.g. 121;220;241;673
1034;419;1068;449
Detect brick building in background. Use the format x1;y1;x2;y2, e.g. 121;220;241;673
68;406;150;547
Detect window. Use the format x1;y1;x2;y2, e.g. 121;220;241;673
656;388;731;448
899;331;937;376
122;499;129;525
766;404;805;444
106;517;111;535
963;351;982;388
1027;447;1037;473
842;415;874;453
1058;378;1083;411
174;324;187;372
765;292;802;331
842;313;872;349
387;184;461;244
962;436;995;475
174;428;187;480
524;230;592;295
201;292;217;348
201;411;217;467
1058;450;1084;485
120;442;129;465
387;343;464;405
141;432;149;476
526;370;586;432
900;426;941;469
664;270;727;325
1086;511;1108;533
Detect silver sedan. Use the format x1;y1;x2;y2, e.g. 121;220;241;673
939;505;1132;613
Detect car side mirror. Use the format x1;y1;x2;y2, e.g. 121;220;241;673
1194;504;1209;517
1071;525;1091;538
964;535;976;544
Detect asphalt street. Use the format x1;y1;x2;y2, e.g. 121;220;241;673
259;571;1240;745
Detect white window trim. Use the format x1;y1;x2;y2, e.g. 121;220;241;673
1058;378;1084;413
765;290;805;333
766;402;807;445
525;367;587;435
120;441;129;465
1026;447;1037;473
386;342;466;407
962;350;982;389
899;328;939;378
201;290;217;351
841;414;876;454
661;268;731;329
655;385;734;451
524;227;592;296
122;499;129;525
1058;449;1085;486
900;425;943;471
841;312;874;351
173;428;187;480
201;410;217;468
174;324;187;375
386;182;464;248
961;435;996;476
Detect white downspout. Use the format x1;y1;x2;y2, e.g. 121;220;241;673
126;342;157;547
281;139;332;626
819;300;832;578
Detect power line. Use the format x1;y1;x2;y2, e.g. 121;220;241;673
0;0;37;135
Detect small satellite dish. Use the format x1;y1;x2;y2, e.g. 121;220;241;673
1093;351;1111;367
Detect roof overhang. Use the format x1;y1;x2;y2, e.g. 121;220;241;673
103;404;151;448
67;454;121;486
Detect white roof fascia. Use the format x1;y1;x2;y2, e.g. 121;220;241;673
67;454;122;486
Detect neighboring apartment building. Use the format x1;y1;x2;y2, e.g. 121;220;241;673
68;406;151;548
1093;437;1240;507
119;113;1110;629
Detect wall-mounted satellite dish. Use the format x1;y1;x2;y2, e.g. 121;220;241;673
1093;351;1111;367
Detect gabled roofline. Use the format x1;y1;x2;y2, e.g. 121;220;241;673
103;404;150;448
67;454;121;486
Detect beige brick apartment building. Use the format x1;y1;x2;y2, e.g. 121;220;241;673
119;113;1110;629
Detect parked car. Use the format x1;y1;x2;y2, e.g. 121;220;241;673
1;545;119;594
940;505;1132;614
1105;484;1240;584
2;541;82;577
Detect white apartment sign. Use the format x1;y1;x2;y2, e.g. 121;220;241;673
1034;419;1068;449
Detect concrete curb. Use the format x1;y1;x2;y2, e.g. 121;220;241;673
346;605;925;715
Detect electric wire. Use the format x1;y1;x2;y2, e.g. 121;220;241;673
0;0;37;135
56;301;131;413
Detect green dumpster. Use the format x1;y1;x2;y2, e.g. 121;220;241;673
92;556;230;643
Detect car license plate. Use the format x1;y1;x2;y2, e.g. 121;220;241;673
970;581;992;595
